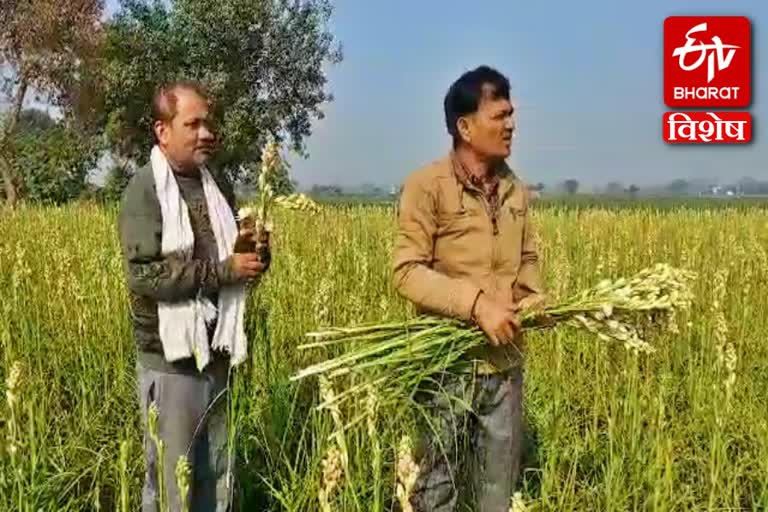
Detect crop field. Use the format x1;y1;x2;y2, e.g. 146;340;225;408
1;201;767;511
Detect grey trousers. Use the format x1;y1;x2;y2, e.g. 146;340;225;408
137;357;232;512
409;366;524;512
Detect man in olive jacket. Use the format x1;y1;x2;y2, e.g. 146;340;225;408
392;66;546;511
118;81;266;511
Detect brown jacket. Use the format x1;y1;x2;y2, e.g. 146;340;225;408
392;152;545;370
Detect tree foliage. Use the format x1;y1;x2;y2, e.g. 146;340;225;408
0;0;340;204
563;179;580;195
0;0;104;205
604;181;624;195
6;110;96;204
665;179;691;196
99;164;135;203
101;0;342;186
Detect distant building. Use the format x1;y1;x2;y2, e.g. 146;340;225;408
703;185;740;198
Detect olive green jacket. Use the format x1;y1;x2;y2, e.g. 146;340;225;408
117;163;240;373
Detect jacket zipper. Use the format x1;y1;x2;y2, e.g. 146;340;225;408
479;195;499;236
461;181;499;273
475;193;499;276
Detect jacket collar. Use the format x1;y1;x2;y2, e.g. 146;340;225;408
449;150;516;200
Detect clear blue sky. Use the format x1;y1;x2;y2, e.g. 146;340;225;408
106;0;767;190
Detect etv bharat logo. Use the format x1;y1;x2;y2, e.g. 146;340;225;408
672;22;740;84
664;16;751;108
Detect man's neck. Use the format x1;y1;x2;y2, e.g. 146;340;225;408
454;146;497;182
161;148;198;176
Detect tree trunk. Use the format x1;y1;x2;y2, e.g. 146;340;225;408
0;156;17;206
0;74;29;207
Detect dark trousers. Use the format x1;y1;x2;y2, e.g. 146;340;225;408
409;366;524;512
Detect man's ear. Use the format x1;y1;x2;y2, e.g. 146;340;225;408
457;116;472;144
153;120;167;146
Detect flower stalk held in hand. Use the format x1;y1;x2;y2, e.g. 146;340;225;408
236;138;321;259
291;264;697;416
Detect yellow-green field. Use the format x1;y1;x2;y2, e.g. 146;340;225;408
1;203;767;511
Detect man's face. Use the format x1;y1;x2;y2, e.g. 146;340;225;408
459;86;515;160
155;88;216;170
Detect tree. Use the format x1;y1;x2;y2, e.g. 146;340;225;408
736;176;768;195
563;179;579;195
0;0;104;205
8;117;96;204
626;184;639;198
311;184;342;197
665;179;691;196
604;181;624;195
100;0;342;189
100;164;134;203
17;108;58;132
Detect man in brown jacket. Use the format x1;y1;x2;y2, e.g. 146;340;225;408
392;66;545;511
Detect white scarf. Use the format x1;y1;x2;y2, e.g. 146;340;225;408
150;145;248;371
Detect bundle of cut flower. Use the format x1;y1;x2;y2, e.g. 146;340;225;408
291;263;696;420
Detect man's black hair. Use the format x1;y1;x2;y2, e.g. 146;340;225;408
443;66;510;143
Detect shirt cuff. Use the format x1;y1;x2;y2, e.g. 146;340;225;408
216;257;240;286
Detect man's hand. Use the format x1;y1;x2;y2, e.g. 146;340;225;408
472;292;522;347
254;229;271;271
234;228;271;271
229;253;266;281
517;293;547;312
234;228;256;254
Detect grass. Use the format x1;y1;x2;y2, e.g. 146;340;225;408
1;200;767;510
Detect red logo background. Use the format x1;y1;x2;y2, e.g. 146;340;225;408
664;16;751;108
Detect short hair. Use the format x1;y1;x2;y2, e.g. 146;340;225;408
443;66;511;142
151;80;210;124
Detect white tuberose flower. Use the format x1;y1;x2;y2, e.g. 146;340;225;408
237;207;254;220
